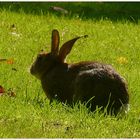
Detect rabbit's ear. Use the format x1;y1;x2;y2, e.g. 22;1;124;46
51;29;60;56
58;35;88;62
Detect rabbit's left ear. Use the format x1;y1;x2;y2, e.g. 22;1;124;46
58;37;81;62
51;29;60;56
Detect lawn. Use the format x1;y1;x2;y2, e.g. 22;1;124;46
0;2;140;138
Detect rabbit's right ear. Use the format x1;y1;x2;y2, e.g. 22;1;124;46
51;29;60;56
58;35;88;63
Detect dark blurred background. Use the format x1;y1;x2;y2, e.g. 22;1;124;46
0;2;140;23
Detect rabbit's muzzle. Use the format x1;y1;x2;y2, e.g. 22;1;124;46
30;63;41;79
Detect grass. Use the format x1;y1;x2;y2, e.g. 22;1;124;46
0;2;140;138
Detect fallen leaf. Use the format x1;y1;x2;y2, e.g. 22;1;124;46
0;86;16;97
117;57;128;64
50;6;68;14
7;58;14;64
0;85;5;96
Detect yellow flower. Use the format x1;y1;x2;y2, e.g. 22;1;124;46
117;57;128;64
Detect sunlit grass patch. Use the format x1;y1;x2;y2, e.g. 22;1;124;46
0;2;140;138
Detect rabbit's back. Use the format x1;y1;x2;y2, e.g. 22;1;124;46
70;62;129;114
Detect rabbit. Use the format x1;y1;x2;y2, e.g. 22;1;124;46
30;29;129;115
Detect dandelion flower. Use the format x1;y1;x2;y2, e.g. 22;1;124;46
117;56;128;64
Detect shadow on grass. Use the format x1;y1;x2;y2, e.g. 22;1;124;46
0;2;140;23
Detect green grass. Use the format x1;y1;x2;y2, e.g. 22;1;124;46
0;2;140;138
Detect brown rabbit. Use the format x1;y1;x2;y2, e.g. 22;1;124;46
30;29;129;115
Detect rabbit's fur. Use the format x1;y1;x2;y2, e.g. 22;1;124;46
30;29;129;115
